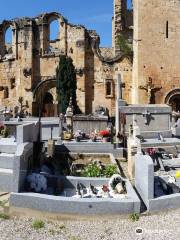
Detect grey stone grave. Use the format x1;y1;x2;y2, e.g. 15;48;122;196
119;104;172;139
10;176;140;215
135;153;180;212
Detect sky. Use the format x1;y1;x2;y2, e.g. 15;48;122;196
2;0;132;47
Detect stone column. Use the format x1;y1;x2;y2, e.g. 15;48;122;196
127;136;142;180
132;0;141;104
113;0;127;55
115;74;121;136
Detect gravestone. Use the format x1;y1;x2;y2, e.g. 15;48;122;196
127;124;142;179
119;104;172;138
135;154;154;207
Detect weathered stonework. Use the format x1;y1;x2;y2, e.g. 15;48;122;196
0;3;132;117
1;0;178;116
132;0;180;111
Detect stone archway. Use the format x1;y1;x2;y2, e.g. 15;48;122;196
165;89;180;112
32;79;58;117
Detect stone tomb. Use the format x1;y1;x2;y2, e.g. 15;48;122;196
119;104;172;139
135;154;180;212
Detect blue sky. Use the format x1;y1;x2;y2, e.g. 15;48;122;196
2;0;132;47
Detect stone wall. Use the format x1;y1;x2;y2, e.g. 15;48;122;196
133;0;180;107
0;2;133;117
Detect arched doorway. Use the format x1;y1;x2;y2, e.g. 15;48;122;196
32;79;58;117
165;89;180;112
42;92;55;117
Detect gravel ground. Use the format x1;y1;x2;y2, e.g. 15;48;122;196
0;209;180;240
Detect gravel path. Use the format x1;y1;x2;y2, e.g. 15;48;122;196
0;209;180;240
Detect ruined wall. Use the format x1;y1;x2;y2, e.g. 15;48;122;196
93;55;132;116
133;0;180;105
0;6;133;117
113;0;127;55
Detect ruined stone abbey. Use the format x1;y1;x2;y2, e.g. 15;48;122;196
0;0;179;117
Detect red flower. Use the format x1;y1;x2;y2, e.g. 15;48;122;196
99;130;110;137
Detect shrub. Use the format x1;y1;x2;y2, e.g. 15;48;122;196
82;163;102;177
32;219;45;230
129;213;140;222
103;165;118;178
81;163;117;178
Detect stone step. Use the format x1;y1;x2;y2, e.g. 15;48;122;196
0;153;14;169
0;168;13;192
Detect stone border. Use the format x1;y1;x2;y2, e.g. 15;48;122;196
10;176;140;215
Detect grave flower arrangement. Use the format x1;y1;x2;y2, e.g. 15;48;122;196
99;130;111;142
99;130;110;138
81;162;118;178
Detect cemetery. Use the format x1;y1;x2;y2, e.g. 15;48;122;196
0;74;178;217
0;1;180;239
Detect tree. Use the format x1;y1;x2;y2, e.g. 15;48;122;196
56;55;80;114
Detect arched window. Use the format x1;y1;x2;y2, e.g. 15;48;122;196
49;19;60;53
105;79;113;97
50;19;59;41
5;27;13;54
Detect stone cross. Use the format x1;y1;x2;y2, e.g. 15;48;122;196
139;77;162;104
117;74;125;100
116;74;126;143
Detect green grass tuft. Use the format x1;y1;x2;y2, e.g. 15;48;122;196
32;219;45;230
129;213;140;222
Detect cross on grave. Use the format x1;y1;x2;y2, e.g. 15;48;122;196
139;77;162;104
117;74;125;100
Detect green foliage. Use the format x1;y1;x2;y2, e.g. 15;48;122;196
81;163;117;178
129;213;140;222
0;213;10;220
117;34;132;55
103;165;118;178
32;219;45;230
56;55;81;114
82;163;102;177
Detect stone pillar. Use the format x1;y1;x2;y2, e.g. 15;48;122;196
115;74;121;137
132;0;140;104
113;0;127;55
59;18;67;55
127;133;142;180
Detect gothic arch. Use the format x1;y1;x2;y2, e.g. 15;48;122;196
0;20;17;57
32;79;58;116
165;88;180;112
40;12;67;55
33;78;56;101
